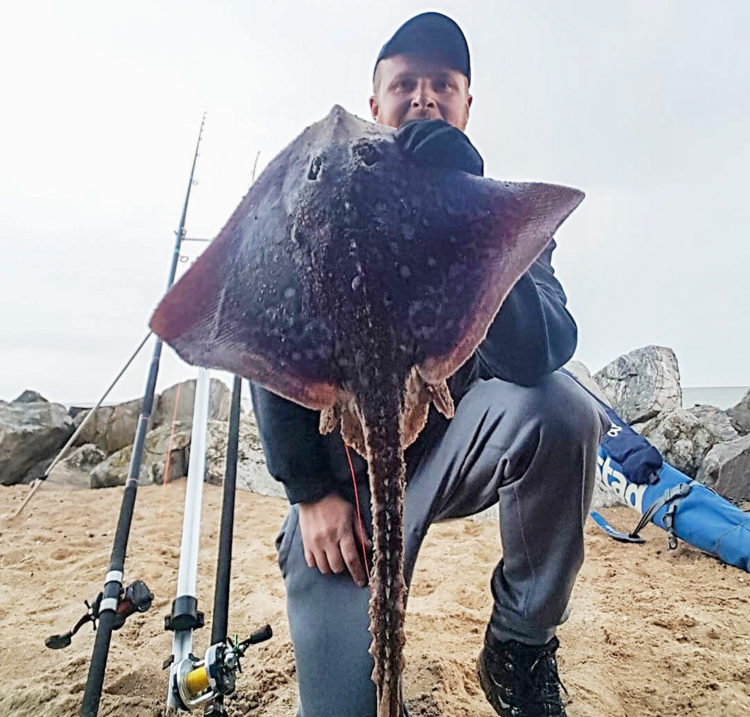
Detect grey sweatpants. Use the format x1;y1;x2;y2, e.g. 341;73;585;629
275;371;610;717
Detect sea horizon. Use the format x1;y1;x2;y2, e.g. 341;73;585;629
682;386;748;410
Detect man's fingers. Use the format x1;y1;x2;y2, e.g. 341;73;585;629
297;494;371;584
304;549;317;570
325;544;347;575
340;533;367;587
314;550;332;575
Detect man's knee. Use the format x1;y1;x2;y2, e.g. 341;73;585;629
522;371;609;448
476;371;608;465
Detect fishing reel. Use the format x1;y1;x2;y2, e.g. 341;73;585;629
169;625;273;711
45;579;153;649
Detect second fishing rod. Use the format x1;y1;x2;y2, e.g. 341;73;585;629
165;375;272;715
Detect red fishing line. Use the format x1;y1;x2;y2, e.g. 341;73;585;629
345;443;371;581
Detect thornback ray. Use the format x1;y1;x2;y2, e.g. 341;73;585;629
150;105;584;716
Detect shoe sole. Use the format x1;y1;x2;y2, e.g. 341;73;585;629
476;650;509;716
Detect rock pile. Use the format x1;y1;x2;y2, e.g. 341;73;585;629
1;351;748;508
581;346;750;506
0;378;280;499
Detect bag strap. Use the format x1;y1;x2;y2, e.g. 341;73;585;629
591;482;693;549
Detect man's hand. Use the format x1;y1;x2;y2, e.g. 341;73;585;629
298;493;372;587
395;118;484;176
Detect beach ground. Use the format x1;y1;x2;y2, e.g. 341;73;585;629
0;480;748;716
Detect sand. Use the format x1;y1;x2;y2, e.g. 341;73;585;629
0;480;748;716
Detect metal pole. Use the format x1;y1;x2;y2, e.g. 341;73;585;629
11;332;152;521
81;113;206;717
167;367;211;710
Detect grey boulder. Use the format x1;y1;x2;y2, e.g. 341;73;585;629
49;444;108;488
697;434;750;502
640;405;739;478
0;397;74;485
90;422;191;488
153;379;232;428
73;397;149;454
594;345;682;424
205;413;284;498
727;389;750;435
14;389;48;403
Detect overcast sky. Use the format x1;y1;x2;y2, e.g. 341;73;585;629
1;1;748;405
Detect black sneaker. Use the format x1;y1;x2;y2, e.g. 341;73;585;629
477;632;568;716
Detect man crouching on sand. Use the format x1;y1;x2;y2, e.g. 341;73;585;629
250;11;609;716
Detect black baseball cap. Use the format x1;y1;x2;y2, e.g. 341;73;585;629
373;12;471;85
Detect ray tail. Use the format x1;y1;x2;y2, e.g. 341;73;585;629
361;388;407;717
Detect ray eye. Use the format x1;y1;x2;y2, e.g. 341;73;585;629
308;156;322;180
352;139;382;166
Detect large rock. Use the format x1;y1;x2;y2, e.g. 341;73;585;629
14;389;48;403
205;414;285;498
73;397;148;454
593;346;682;424
154;379;232;428
640;405;739;478
727;389;750;435
19;455;56;484
19;443;107;487
48;444;107;488
697;434;750;501
0;397;74;485
90;423;191;488
68;405;89;421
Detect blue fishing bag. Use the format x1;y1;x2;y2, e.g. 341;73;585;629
565;370;750;573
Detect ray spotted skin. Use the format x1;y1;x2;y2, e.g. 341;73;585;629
150;106;583;716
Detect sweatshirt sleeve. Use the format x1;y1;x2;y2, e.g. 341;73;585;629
249;382;337;504
476;239;577;386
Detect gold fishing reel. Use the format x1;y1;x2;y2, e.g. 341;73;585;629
171;625;273;711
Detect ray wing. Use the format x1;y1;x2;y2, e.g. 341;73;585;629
149;135;340;411
349;174;584;384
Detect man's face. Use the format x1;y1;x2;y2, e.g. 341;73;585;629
370;53;472;131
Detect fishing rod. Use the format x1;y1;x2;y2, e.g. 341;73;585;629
204;375;245;717
165;155;271;714
165;375;272;714
164;366;211;711
78;113;207;717
211;376;243;654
